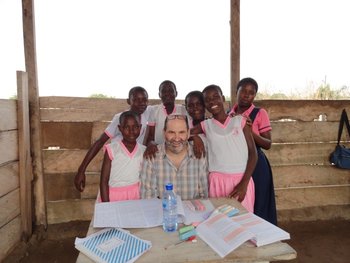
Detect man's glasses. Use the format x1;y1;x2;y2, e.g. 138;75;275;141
164;114;189;130
166;114;187;121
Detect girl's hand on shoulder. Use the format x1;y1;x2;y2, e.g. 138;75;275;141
192;135;206;158
229;112;237;118
144;142;158;159
230;112;252;127
245;116;253;128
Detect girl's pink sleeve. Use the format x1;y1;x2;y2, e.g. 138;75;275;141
200;121;206;135
256;108;272;134
103;144;114;160
104;130;113;138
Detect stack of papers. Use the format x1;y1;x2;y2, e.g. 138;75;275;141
75;228;151;263
93;198;215;228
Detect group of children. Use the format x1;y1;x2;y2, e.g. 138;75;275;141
74;78;277;225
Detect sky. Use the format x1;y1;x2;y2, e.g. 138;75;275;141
1;0;349;99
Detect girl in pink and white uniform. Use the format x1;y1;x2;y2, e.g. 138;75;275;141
99;111;146;202
191;85;257;212
229;77;277;225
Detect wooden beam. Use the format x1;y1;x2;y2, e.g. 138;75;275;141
17;71;33;240
22;0;47;227
0;162;19;197
0;189;20;229
0;216;21;260
0;131;18;164
230;0;240;105
0;100;17;131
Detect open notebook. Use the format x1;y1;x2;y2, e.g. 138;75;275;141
93;197;215;228
196;212;290;258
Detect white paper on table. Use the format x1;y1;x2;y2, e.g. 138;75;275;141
93;198;164;228
93;198;215;228
181;200;215;225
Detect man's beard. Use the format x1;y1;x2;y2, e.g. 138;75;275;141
165;140;188;154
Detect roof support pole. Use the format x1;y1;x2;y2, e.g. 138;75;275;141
230;0;240;104
22;0;47;228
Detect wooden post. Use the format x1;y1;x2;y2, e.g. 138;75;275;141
17;71;33;240
230;0;240;105
22;0;47;227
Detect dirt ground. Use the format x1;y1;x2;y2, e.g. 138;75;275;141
3;219;350;263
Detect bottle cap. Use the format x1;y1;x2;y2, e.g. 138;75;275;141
165;183;173;190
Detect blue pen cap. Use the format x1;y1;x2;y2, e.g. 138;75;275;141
165;183;173;190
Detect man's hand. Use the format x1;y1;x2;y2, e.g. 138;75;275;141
74;170;86;192
144;142;158;159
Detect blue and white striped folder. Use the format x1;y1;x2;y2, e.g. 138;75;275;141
75;228;152;263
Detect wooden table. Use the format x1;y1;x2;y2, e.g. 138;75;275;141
76;198;296;263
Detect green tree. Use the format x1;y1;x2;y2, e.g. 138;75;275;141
89;94;115;98
312;84;350;100
314;84;336;99
255;91;273;100
269;93;288;99
338;85;350;98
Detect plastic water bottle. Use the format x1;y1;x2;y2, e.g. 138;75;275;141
162;183;178;232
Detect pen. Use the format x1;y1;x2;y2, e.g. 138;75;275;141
164;236;196;250
164;239;186;250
